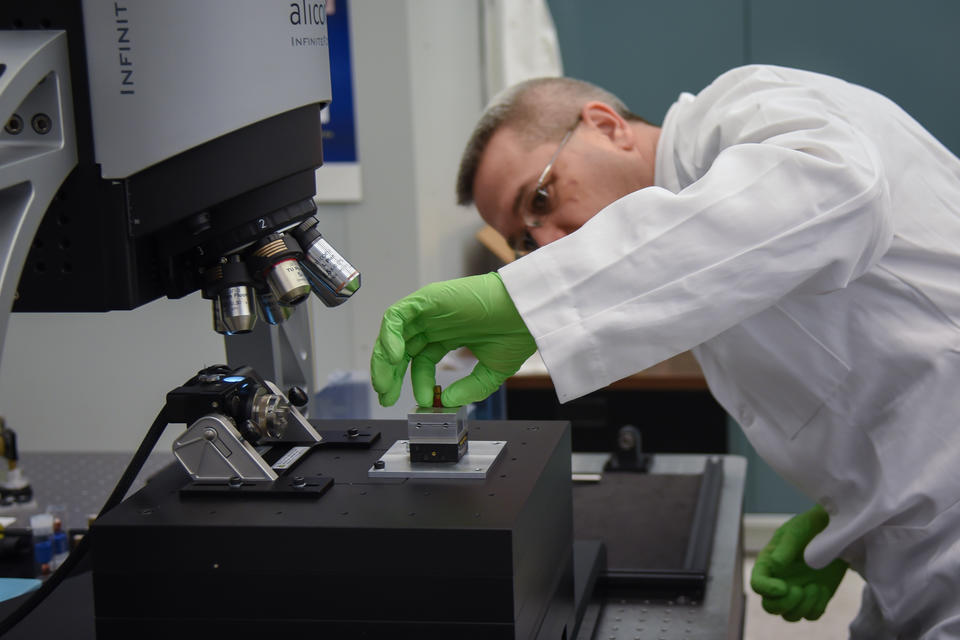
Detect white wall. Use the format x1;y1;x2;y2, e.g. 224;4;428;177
0;0;487;450
0;293;225;451
308;0;486;417
407;2;487;287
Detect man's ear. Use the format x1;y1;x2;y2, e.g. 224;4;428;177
579;101;635;150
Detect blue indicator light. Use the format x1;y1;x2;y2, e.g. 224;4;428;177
223;376;245;383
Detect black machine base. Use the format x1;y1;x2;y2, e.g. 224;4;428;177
91;419;580;640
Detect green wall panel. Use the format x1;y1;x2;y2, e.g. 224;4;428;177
749;0;960;155
548;0;746;123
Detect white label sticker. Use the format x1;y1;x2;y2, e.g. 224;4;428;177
272;446;311;470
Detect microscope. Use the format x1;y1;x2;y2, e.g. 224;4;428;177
2;2;358;335
0;2;590;639
1;0;360;484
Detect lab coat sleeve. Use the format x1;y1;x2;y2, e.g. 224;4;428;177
498;67;894;402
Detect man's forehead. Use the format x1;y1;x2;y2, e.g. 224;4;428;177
484;125;530;162
473;127;532;219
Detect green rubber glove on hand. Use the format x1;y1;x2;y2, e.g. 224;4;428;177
750;505;849;622
370;272;537;408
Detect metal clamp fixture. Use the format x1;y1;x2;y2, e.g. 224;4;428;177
407;405;469;463
170;365;322;484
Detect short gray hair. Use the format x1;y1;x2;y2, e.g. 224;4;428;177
456;77;645;206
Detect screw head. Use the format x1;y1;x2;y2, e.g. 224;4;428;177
4;114;23;135
31;113;52;134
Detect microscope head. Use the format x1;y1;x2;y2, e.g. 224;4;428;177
4;1;359;333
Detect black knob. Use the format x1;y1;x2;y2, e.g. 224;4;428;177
287;386;309;407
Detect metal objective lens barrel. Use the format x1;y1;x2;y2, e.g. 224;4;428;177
257;289;294;325
251;236;312;306
266;258;311;306
291;216;361;307
205;258;257;335
218;285;257;334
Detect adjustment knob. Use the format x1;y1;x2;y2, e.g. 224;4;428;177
287;386;309;407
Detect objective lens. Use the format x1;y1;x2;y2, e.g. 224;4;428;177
251;235;312;306
204;256;258;336
257;289;294;325
291;216;361;307
301;268;348;307
264;259;311;306
218;285;257;334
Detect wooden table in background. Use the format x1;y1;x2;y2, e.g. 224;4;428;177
506;351;708;391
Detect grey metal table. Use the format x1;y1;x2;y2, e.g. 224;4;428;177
576;454;746;640
3;451;175;531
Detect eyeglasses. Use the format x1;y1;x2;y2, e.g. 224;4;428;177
513;118;580;258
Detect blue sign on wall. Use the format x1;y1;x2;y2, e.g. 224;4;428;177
322;0;357;163
316;0;362;201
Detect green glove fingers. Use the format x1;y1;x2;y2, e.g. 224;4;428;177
782;583;820;622
371;303;420;406
750;505;849;623
376;305;412;363
410;343;453;407
442;361;510;407
410;345;509;408
370;273;536;407
370;345;409;407
810;578;837;620
810;558;849;620
768;506;829;567
750;561;787;598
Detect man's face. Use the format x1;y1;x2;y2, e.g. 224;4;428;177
473;115;653;256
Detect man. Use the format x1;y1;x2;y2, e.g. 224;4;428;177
370;65;960;638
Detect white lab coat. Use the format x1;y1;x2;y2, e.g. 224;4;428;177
499;65;960;638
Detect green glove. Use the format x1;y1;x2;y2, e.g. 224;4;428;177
750;505;849;622
370;272;537;407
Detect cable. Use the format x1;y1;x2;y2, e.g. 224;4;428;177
0;405;173;637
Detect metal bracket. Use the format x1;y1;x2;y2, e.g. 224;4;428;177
181;473;333;498
173;413;279;482
315;427;380;447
